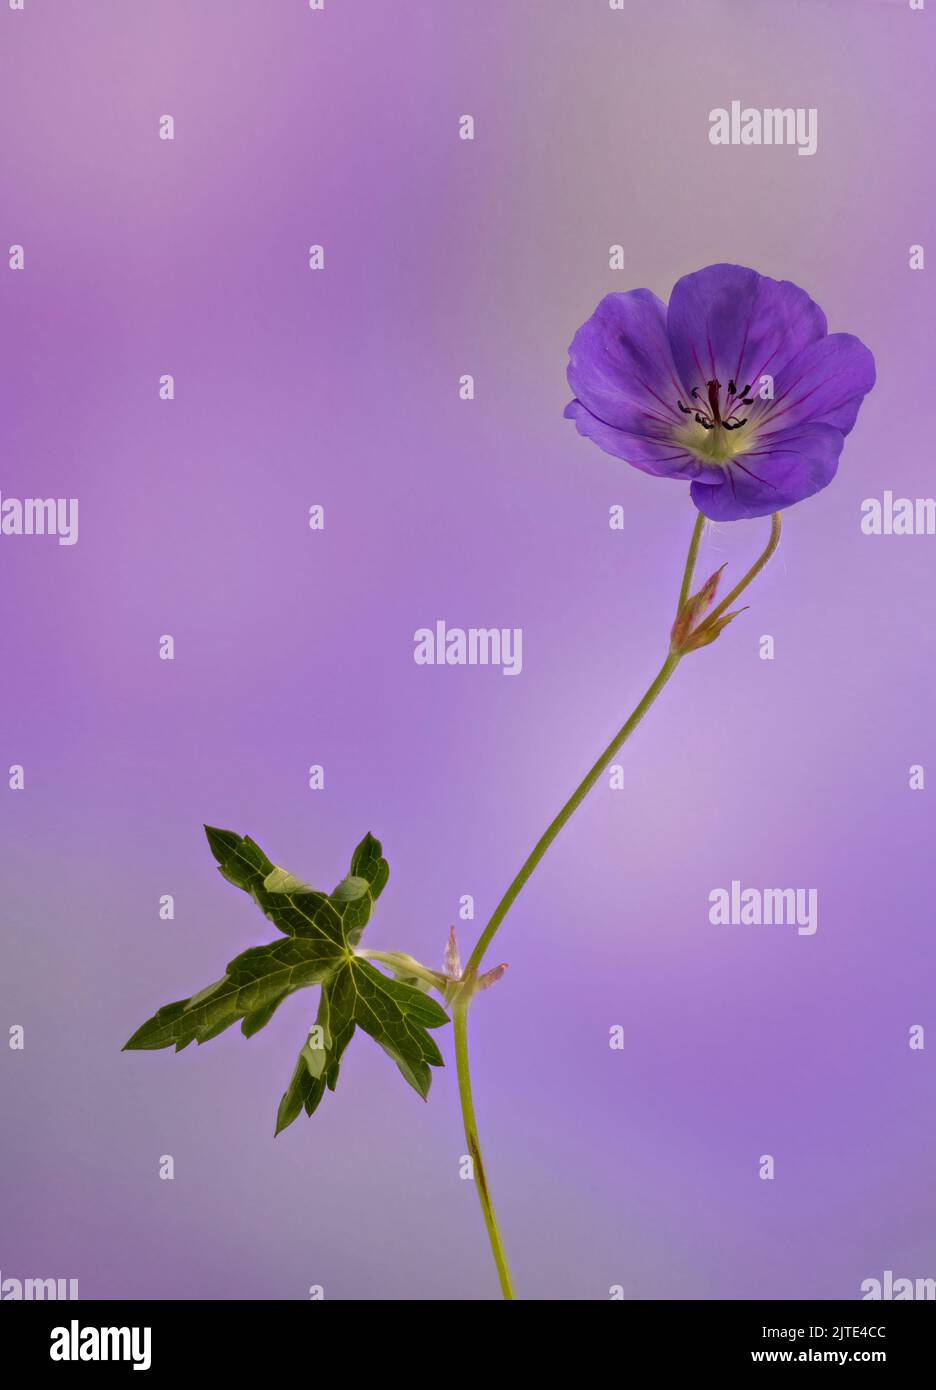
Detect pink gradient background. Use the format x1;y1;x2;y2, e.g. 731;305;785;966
1;0;934;1299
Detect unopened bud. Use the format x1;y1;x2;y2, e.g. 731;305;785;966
477;963;508;991
443;925;462;980
671;565;726;650
680;606;748;652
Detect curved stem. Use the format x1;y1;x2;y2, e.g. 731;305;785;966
692;511;782;638
452;507;781;1298
452;1002;515;1299
463;650;681;979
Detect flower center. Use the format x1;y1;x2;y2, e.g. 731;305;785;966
677;377;753;431
674;378;756;463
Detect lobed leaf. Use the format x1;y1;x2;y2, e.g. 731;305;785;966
205;826;388;948
123;935;343;1051
275;981;357;1135
125;830;450;1135
332;959;448;1100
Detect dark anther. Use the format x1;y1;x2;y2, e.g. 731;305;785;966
678;378;753;433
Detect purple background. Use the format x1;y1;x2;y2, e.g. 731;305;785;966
1;0;934;1301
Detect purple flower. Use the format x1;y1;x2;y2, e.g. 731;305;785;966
564;263;875;520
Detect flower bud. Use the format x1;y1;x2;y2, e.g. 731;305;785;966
680;606;748;652
477;963;508;991
670;564;726;650
443;925;462;981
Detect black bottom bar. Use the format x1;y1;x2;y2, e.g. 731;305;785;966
3;1298;933;1373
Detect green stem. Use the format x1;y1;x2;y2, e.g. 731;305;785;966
677;511;706;612
692;511;782;638
452;1001;515;1300
463;650;681;980
452;508;781;1298
358;949;445;993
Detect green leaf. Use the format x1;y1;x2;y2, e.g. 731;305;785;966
274;958;449;1134
125;830;450;1136
332;959;448;1100
204;826;388;949
241;992;289;1038
122;934;343;1051
205;827;277;899
275;981;356;1135
262;867;316;896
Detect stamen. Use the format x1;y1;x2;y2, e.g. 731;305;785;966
724;382;752;409
674;376;755;441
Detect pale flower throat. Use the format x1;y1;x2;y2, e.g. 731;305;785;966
674;376;759;464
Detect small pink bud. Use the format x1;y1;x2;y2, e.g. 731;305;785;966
443;926;462;981
477;963;508;991
695;563;726;608
670;564;726;650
